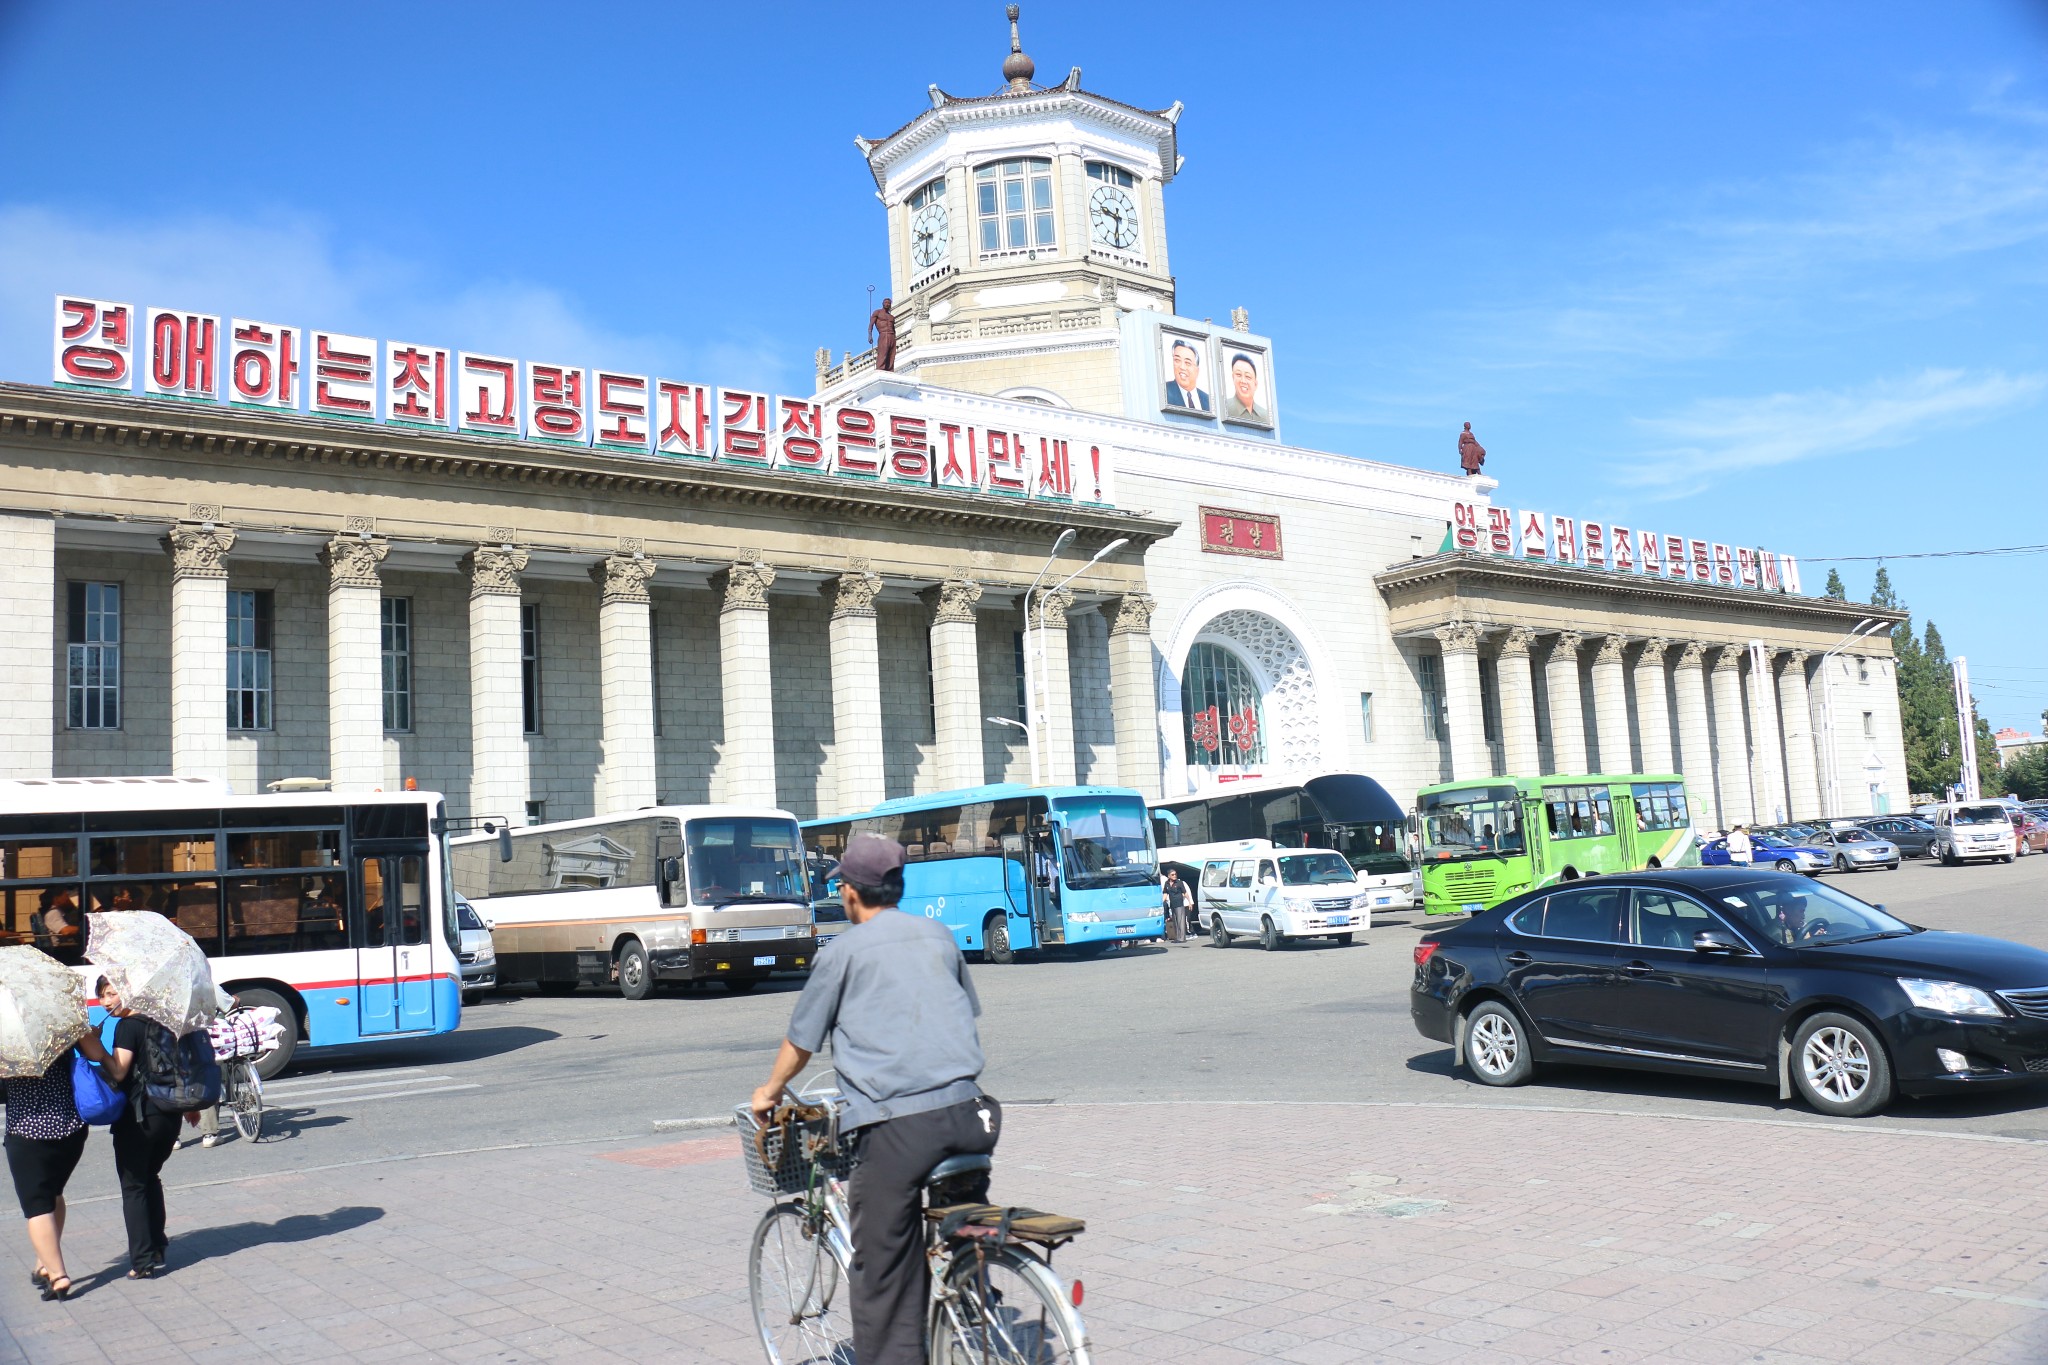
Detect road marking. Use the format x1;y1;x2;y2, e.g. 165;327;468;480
653;1116;736;1133
263;1066;436;1092
289;1083;482;1105
263;1074;458;1101
1732;1223;1776;1239
1933;1287;2048;1310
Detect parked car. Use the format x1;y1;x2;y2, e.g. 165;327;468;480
1698;834;1829;874
1793;824;1901;873
2014;810;2048;858
1195;847;1369;949
455;896;497;1004
1929;802;2018;865
1410;867;2048;1117
1856;815;1941;859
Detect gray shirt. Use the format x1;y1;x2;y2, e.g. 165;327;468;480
786;909;985;1130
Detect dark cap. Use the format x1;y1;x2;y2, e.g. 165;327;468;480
838;832;906;893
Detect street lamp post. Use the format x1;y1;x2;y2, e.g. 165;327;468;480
985;716;1037;790
1018;531;1129;787
1818;617;1887;818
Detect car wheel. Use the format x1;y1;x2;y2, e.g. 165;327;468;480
1210;916;1231;948
1790;1012;1894;1118
463;990;482;1006
1463;1001;1534;1087
1775;859;1796;873
984;915;1015;965
617;940;654;1001
236;987;298;1081
1333;933;1356;946
1886;862;1899;871
1832;853;1848;873
2002;854;2015;864
1260;917;1282;951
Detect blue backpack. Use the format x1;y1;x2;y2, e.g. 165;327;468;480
70;1051;125;1126
138;1022;221;1114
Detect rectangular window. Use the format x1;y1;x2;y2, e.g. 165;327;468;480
381;597;412;733
1857;658;1870;683
1418;655;1443;742
226;589;274;731
1013;630;1028;718
1359;692;1375;744
524;799;546;827
66;581;121;730
521;602;542;735
975;158;1055;255
1862;711;1875;738
1478;658;1500;742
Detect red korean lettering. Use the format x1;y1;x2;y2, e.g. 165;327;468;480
654;380;712;458
1551;516;1579;563
888;415;931;483
984;430;1024;494
228;320;301;409
459;353;519;432
1611;525;1635;572
1712;543;1735;585
525;363;587;443
833;407;880;477
1582;521;1606;567
720;389;770;463
312;331;374;417
1520;509;1549;559
1664;535;1687;578
144;308;219;399
593;373;649;451
777;397;826;472
1486;506;1513;554
1033;437;1072;499
53;297;133;388
1452;502;1481;551
386;344;450;427
936;423;977;489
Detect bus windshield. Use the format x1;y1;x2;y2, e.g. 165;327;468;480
1418;785;1525;862
1322;822;1408;876
1278;852;1356;886
687;817;807;906
1054;798;1157;889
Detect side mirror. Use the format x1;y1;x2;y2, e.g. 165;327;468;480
484;919;496;932
1693;930;1749;955
497;825;513;864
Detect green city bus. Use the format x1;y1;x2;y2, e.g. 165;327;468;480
1415;773;1700;916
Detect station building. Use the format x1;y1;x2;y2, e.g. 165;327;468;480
0;21;1908;830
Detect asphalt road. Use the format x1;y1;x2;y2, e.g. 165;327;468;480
63;852;2048;1203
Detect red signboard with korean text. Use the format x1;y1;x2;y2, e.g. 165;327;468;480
1200;507;1283;560
53;296;134;391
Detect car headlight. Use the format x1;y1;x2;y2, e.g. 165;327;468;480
1898;978;2004;1017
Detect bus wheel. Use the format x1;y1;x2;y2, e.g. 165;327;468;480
617;940;653;1001
984;915;1016;965
1260;918;1282;952
1645;857;1662;870
1211;916;1231;948
239;988;298;1080
1560;867;1580;882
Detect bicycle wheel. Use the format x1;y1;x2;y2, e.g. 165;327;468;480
748;1200;853;1365
931;1243;1091;1365
228;1061;263;1142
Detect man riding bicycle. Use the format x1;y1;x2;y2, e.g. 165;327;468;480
752;832;1001;1365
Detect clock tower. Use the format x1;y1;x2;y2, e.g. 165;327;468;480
842;7;1183;416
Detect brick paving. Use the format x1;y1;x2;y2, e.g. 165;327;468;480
3;1101;2045;1363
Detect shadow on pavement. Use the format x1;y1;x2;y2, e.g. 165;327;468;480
276;1024;562;1081
252;1109;353;1142
164;1205;386;1272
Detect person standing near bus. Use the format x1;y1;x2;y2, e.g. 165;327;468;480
1726;824;1753;866
751;833;999;1365
98;977;202;1278
1161;866;1192;943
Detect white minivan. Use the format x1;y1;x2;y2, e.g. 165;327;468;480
1929;802;2017;865
1196;847;1370;950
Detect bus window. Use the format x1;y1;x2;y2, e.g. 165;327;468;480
1228;859;1256;889
1201;861;1229;889
1543;785;1613;841
1418;784;1520;861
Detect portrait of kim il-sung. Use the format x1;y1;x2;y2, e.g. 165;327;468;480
1160;332;1213;415
1221;347;1275;428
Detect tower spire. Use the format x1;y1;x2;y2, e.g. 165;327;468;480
1001;4;1035;94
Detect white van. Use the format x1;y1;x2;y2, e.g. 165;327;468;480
1929;802;2017;865
1195;846;1369;949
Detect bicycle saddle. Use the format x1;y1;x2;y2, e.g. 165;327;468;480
924;1154;993;1187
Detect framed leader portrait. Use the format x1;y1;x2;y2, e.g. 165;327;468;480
1159;329;1215;417
1218;341;1275;430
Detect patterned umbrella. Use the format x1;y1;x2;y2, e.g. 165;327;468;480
0;946;88;1079
86;911;218;1037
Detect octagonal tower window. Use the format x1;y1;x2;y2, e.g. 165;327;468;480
975;158;1055;252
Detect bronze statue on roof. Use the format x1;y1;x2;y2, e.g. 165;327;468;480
869;298;898;372
1458;422;1487;476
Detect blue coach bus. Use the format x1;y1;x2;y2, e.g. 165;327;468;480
804;783;1164;962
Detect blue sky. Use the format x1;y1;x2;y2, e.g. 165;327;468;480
2;2;2044;729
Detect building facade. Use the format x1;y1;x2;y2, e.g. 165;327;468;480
2;20;1909;827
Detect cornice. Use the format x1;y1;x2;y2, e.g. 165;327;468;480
863;88;1178;193
0;381;1177;547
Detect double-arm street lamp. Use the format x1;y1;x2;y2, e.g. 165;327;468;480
987;530;1129;786
1818;616;1889;818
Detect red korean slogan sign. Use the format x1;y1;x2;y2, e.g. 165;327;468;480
48;293;1114;507
1199;507;1283;560
1451;498;1799;596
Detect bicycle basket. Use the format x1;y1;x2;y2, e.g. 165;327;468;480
735;1103;857;1196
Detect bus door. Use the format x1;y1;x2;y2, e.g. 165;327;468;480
353;850;433;1036
1613;791;1641;868
1523;799;1547;879
1028;823;1063;943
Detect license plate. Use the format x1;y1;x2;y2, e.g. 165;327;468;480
1328;916;1350;927
1374;894;1393;906
1462;902;1483;914
752;955;776;966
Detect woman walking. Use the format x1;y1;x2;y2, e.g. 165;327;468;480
3;1030;114;1300
98;977;198;1278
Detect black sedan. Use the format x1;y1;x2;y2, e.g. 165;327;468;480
1410;868;2048;1117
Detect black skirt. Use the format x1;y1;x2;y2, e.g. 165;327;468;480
6;1128;90;1219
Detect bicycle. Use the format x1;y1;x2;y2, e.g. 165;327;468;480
208;1004;273;1143
740;1079;1091;1365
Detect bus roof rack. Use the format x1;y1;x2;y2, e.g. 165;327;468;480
266;777;334;793
0;775;229;790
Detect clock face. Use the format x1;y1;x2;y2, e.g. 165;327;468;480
911;202;950;269
1089;184;1138;250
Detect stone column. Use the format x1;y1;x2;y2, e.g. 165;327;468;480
1027;585;1077;786
1777;650;1822;821
1672;642;1716;825
922;573;984;791
1543;631;1589;774
1745;646;1788;826
321;534;389;792
1708;646;1754;830
1590;636;1633;774
1494;627;1541;777
591;553;659;815
1631;639;1675;774
165;522;237;784
463;545;529;824
1434;622;1488;780
1107;593;1159;794
827;563;884;812
0;512;55;779
712;557;778;807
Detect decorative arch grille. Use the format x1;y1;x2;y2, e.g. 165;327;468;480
1181;642;1267;768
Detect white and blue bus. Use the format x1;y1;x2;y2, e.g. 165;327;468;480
804;783;1164;962
0;777;462;1078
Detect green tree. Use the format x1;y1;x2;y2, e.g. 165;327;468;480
1870;566;1897;608
1824;568;1847;600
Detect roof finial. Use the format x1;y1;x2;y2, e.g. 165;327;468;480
1002;4;1036;94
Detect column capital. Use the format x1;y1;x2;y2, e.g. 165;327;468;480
828;563;883;619
591;553;657;606
1027;585;1075;631
922;574;983;625
1549;630;1585;659
715;557;777;613
1433;620;1480;655
1498;625;1537;658
1674;640;1708;669
163;523;236;580
1636;636;1672;663
1109;592;1156;638
462;545;529;598
1786;648;1811;668
1594;635;1629;665
321;534;389;591
1705;643;1742;672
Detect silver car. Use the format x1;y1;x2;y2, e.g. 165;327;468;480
455;896;497;1003
1811;825;1901;873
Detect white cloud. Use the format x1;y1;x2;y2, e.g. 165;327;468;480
0;205;797;393
1616;368;2046;498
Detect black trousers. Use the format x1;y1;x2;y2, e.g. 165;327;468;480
111;1105;181;1269
847;1096;1002;1365
5;1129;88;1219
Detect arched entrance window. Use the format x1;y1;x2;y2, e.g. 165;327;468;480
1181;642;1266;768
